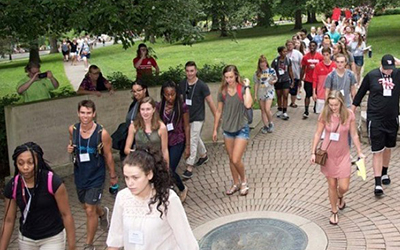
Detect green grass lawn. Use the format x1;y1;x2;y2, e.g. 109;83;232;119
0;53;71;99
363;15;400;74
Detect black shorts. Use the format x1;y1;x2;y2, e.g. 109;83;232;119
62;50;69;56
275;80;291;90
367;119;399;152
77;186;104;205
304;81;313;98
289;79;300;95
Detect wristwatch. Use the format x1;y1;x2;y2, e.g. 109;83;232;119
244;85;251;90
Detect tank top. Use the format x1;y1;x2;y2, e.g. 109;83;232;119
135;128;161;148
74;124;105;189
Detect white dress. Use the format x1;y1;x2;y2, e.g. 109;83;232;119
106;188;199;250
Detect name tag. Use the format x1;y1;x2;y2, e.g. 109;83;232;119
384;89;392;96
79;153;90;162
167;123;174;131
129;230;144;245
321;130;325;139
185;99;192;106
330;132;340;141
278;69;285;75
340;89;345;96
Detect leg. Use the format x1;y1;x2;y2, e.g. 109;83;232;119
18;232;40;250
337;177;350;210
169;143;185;192
259;100;268;126
326;177;339;224
230;138;248;183
282;89;289;109
265;99;273;124
224;137;240;185
372;151;384;178
38;229;66;250
382;148;391;167
84;204;100;245
276;89;282;109
185;122;200;174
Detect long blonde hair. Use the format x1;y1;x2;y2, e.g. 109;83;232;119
219;65;243;93
134;97;161;131
320;90;349;125
256;55;269;78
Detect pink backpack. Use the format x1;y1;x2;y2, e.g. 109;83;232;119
12;172;54;200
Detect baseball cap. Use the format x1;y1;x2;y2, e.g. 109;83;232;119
381;54;396;70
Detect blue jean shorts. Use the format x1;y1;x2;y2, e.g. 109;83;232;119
223;124;250;140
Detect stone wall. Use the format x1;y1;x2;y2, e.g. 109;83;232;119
5;83;261;177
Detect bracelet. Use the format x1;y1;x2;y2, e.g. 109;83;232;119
244;85;251;90
110;176;117;179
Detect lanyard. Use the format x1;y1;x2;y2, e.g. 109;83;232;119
163;108;175;123
21;177;32;225
335;70;348;91
78;125;93;154
185;80;197;100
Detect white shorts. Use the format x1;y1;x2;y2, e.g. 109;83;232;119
316;99;325;114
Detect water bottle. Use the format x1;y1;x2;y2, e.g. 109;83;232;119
368;49;372;58
109;184;119;195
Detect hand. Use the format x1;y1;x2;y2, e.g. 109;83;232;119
67;144;75;154
33;72;40;81
95;91;102;97
46;71;53;79
310;154;316;164
212;130;218;142
358;153;366;159
184;146;190;159
312;94;317;102
110;175;118;186
243;78;250;86
109;89;115;95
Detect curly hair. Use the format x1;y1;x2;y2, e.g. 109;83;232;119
159;80;184;126
123;145;172;218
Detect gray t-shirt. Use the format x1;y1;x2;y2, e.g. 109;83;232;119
324;69;357;107
271;57;292;83
217;92;247;133
179;79;210;123
287;49;303;79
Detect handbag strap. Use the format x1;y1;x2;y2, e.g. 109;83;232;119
322;120;341;151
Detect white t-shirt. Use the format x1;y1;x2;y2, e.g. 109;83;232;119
286;49;303;79
107;188;199;250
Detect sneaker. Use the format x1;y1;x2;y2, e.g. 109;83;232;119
99;206;110;230
303;111;309;119
267;123;274;133
374;185;384;197
182;170;193;179
179;186;188;203
276;110;283;118
83;244;96;250
261;126;268;134
382;175;391;185
281;113;289;120
296;94;301;100
195;156;209;166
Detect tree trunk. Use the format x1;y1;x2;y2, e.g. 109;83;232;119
220;16;228;37
211;14;219;31
294;9;302;29
257;1;273;27
307;10;317;23
29;42;40;64
49;36;59;54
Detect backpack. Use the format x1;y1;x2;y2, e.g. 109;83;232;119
222;84;253;124
72;123;104;166
12;172;54;200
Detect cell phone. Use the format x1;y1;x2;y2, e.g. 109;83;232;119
38;72;47;79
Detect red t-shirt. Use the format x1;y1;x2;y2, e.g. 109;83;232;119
133;57;158;79
345;10;352;19
332;8;341;21
301;52;323;83
312;61;337;99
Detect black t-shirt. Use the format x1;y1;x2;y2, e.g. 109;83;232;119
3;170;64;240
353;68;400;122
179;78;210;123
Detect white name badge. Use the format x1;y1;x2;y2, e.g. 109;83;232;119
129;230;144;245
330;132;340;141
340;89;345;96
384;89;392;96
321;130;325;139
79;153;90;162
167;123;174;131
278;68;285;75
185;99;192;106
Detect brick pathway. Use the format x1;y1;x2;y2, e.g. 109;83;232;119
2;106;400;250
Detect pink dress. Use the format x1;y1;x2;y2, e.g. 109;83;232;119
320;110;355;178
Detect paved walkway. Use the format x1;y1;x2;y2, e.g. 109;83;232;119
2;104;400;249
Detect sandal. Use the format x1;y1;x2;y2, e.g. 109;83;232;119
329;211;339;225
239;182;249;196
338;196;346;210
289;103;298;108
226;184;240;195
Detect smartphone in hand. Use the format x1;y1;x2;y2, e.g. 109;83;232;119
38;72;48;79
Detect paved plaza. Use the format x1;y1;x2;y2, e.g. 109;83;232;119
2;106;400;250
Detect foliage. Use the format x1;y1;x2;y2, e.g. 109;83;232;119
50;85;76;98
107;71;133;90
0;94;21;177
374;8;400;16
197;63;226;82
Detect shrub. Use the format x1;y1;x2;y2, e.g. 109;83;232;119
50;85;76;98
107;71;133;90
374;8;400;16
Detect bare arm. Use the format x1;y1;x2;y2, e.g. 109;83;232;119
351;84;356;99
134;57;144;69
243;79;253;109
124;124;136;155
154;65;160;76
54;184;76;250
350;115;364;158
102;129;118;185
47;71;59;89
0;198;17;250
76;87;102;97
310;120;325;164
17;73;39;94
159;123;170;167
67;125;74;154
205;94;217;117
212;101;224;142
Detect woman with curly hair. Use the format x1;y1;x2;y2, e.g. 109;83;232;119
0;142;76;250
106;145;199;250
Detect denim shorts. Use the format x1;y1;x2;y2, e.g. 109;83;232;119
223;124;250;140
